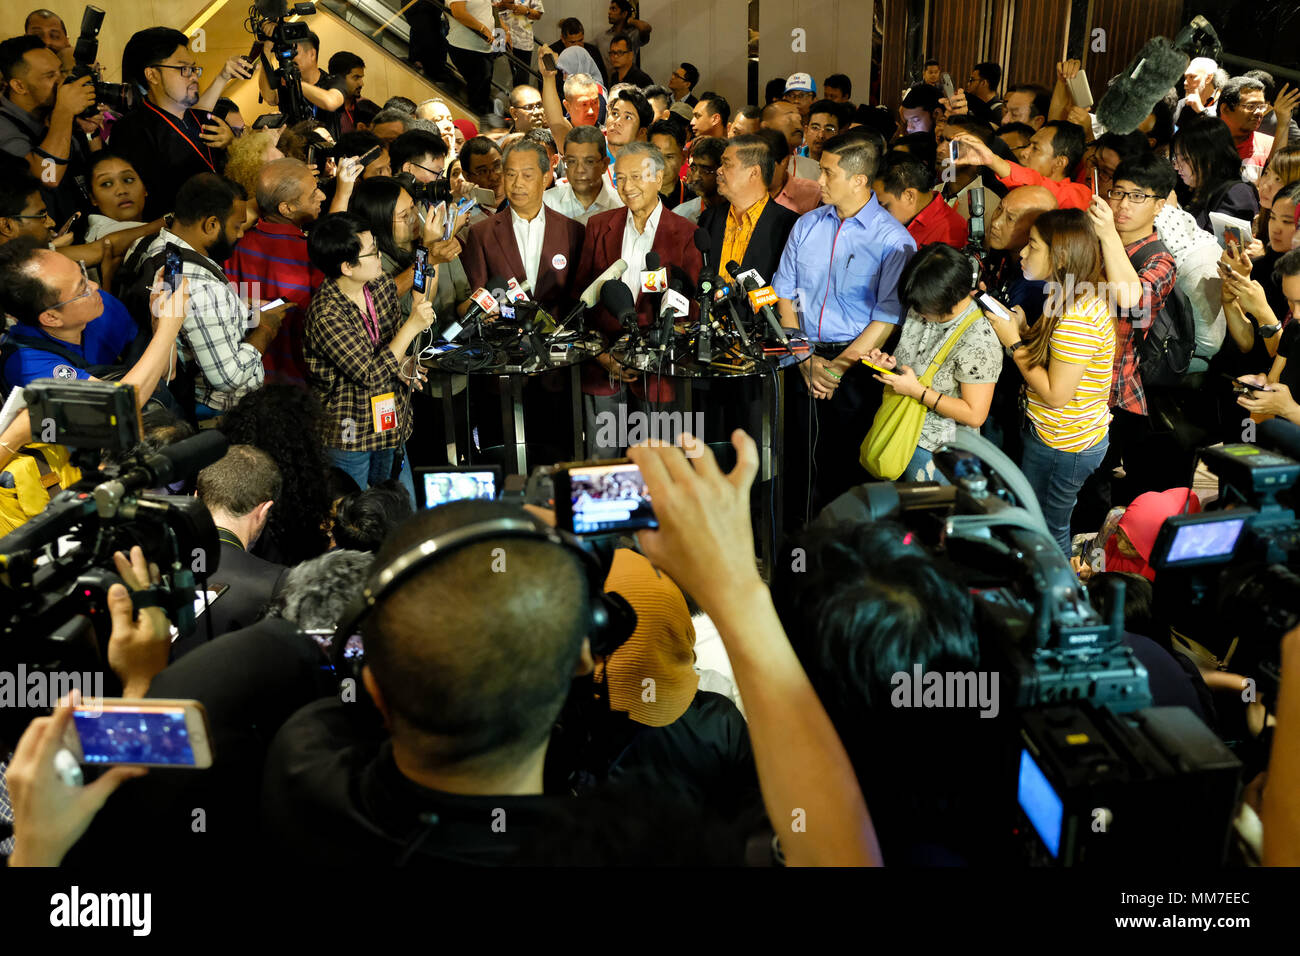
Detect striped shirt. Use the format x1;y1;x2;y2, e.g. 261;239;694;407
224;220;325;387
143;229;263;412
1025;295;1115;452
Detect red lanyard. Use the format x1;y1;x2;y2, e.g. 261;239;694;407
143;100;215;172
360;286;380;344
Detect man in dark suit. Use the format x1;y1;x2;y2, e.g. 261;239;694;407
461;139;585;314
574;141;703;456
698;134;800;287
192;444;289;649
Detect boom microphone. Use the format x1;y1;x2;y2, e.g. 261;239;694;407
1095;37;1188;135
94;431;230;518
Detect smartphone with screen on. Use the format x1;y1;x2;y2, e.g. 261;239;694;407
1222;373;1271;393
163;242;183;294
948;139;962;169
412;245;429;294
553;459;658;536
64;698;213;769
976;291;1016;323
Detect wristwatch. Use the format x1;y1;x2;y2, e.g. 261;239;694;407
1006;339;1028;354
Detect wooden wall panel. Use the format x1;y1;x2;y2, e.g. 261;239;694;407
880;0;910;114
1084;0;1182;91
1003;0;1072;90
926;0;990;97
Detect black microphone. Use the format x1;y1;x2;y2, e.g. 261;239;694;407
715;282;755;356
694;228;712;274
94;431;229;517
600;279;641;339
729;260;790;347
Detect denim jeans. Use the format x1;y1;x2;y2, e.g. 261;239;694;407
901;445;951;485
1020;424;1110;554
328;444;417;510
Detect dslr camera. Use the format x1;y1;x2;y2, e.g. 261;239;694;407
66;5;135;117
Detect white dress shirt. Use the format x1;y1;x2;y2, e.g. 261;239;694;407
542;178;624;224
620;200;663;298
510;204;547;293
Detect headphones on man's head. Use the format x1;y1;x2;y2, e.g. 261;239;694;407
329;513;638;683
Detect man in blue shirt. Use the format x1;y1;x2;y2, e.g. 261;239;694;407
0;239;144;395
773;130;916;523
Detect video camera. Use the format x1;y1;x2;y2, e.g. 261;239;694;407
1150;434;1300;704
829;431;1241;865
246;0;318;124
0;381;226;747
67;5;135;117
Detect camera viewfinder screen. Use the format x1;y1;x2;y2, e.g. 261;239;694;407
1018;748;1063;859
422;471;497;509
568;462;657;534
1165;518;1245;564
74;704;197;766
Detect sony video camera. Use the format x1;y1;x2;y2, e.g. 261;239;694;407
826;430;1242;865
247;0;318;123
1149;436;1300;705
0;381;226;746
66;5;135;117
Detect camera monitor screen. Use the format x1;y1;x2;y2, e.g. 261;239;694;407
1163;517;1246;565
564;462;657;535
1018;748;1064;859
74;703;199;767
417;466;501;509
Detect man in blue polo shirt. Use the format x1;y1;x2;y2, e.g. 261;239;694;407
774;129;916;523
0;238;142;395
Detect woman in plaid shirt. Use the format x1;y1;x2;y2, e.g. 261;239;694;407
305;212;437;507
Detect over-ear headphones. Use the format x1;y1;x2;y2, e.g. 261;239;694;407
329;513;638;684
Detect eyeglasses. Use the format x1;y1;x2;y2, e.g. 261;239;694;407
49;261;95;310
151;63;203;79
409;161;445;176
610;48;632;56
1106;188;1160;204
10;207;52;220
356;247;380;259
1236;101;1270;114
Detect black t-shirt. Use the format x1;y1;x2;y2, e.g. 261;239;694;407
261;697;749;866
1279;321;1300;395
107;101;223;221
280;69;349;142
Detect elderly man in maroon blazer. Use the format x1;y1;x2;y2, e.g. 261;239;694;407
461;140;586;313
574;142;703;454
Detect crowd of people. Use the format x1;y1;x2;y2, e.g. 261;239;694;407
1;7;1299;870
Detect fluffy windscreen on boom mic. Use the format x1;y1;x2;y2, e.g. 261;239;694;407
1095;37;1189;135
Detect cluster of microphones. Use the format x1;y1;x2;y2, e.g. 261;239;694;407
426;230;806;373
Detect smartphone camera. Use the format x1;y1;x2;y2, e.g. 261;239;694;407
554;459;658;535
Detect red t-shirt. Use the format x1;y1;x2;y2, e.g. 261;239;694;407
907;192;970;248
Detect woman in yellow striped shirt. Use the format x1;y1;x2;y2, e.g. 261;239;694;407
988;209;1116;552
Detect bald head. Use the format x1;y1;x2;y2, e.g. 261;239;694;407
256;157;324;226
987;185;1057;252
761;100;805;150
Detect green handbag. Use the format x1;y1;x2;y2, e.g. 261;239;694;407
859;309;982;480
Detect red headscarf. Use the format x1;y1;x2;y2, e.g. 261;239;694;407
453;119;478;141
1105;487;1201;580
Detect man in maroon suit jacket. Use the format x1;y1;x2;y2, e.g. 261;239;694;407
461;140;586;314
572;143;704;453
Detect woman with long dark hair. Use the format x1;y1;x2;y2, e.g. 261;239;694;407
987;208;1116;553
1170;115;1259;230
220;385;335;564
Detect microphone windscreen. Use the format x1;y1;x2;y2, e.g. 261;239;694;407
1095;37;1188;135
645;251;661;272
668;264;696;297
158;430;229;485
601;278;635;313
693;229;711;254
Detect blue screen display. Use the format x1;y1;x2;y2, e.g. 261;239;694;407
422;471;497;509
1165;518;1245;563
74;707;197;766
1018;748;1063;858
